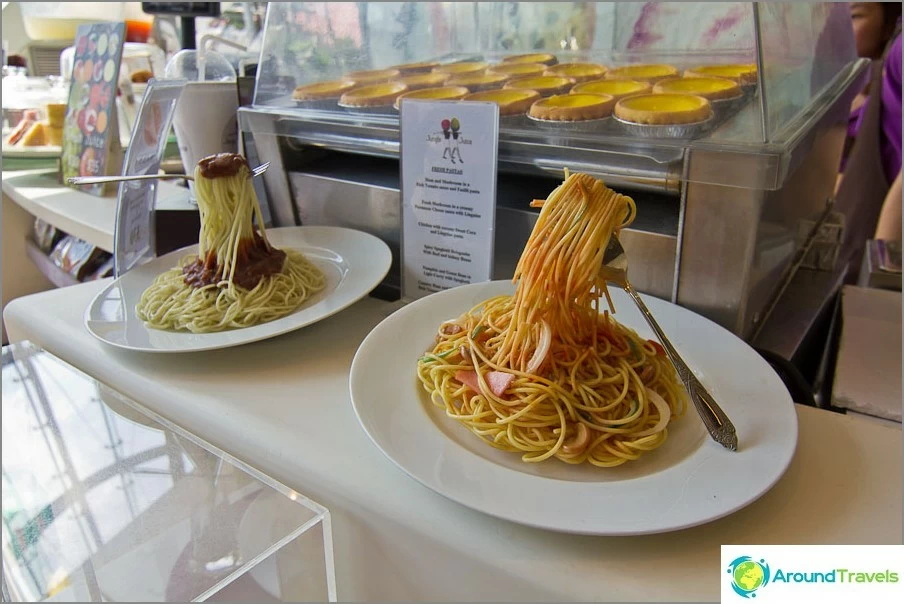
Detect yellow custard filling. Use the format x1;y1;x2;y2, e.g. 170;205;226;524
394;86;470;109
654;77;741;99
346;83;406;97
688;64;757;80
547;63;606;77
572;79;650;97
392;61;440;73
343;68;401;84
467;90;537;104
293;80;356;98
537;94;611;108
446;73;509;86
619;93;707;112
502;53;557;65
488;63;547;77
506;76;572;90
399;86;469;100
398;73;449;89
433;62;489;75
606;64;677;80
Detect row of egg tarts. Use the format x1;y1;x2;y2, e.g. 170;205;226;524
292;55;756;126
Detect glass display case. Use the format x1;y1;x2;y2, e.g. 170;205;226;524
239;2;866;348
1;342;337;602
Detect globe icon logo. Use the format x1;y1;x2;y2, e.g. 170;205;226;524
727;556;770;598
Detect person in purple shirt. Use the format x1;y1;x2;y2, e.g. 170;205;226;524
838;4;902;243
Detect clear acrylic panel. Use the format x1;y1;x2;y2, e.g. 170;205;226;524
1;342;336;602
756;2;857;140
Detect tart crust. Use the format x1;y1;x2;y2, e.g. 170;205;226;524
462;89;541;116
339;82;408;107
652;77;741;101
432;62;489;76
570;79;651;100
487;62;548;78
391;61;441;74
342;68;401;85
394;86;470;110
504;75;574;96
445;72;510;92
544;63;607;83
605;64;678;82
614;93;712;125
684;64;758;86
529;93;616;121
397;73;450;91
292;79;358;101
501;53;558;66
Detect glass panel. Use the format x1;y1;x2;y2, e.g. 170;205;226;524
757;2;857;140
2;342;336;602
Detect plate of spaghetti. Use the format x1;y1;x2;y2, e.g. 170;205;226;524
85;153;391;353
350;171;797;535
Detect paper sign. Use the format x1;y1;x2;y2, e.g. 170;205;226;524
61;22;127;197
114;79;186;277
400;100;499;300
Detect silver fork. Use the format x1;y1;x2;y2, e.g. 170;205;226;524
67;162;270;186
601;235;738;451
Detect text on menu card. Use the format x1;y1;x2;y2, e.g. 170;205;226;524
114;79;186;277
400;100;499;300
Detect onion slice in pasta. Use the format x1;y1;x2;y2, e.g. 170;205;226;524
633;388;672;437
526;320;552;374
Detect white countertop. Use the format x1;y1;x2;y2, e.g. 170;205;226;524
4;281;902;601
1;169;193;254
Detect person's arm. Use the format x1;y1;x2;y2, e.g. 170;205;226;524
874;169;903;240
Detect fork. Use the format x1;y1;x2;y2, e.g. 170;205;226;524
601;234;739;451
67;162;270;186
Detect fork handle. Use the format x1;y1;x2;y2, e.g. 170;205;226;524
622;282;739;451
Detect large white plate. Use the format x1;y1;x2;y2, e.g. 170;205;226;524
85;226;392;353
350;280;798;535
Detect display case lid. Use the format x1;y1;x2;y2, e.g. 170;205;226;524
1;342;336;602
245;2;864;191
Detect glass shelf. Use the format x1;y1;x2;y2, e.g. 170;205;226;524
1;342;336;602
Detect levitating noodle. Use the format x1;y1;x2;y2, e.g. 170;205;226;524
137;154;325;333
416;172;687;466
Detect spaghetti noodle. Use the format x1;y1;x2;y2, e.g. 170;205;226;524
417;172;687;466
137;154;325;333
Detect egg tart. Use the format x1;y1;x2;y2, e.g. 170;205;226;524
684;64;758;86
570;79;651;101
544;63;607;83
394;86;470;110
462;89;541;116
653;77;741;101
445;72;509;92
501;53;558;66
339;82;408;108
614;93;712;125
397;73;450;91
504;75;574;97
487;62;548;78
432;62;489;76
391;61;441;75
292;79;358;101
605;64;678;82
529;93;616;122
342;68;401;85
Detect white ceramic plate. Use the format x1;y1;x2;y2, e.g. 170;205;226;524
85;226;392;353
350;280;798;536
